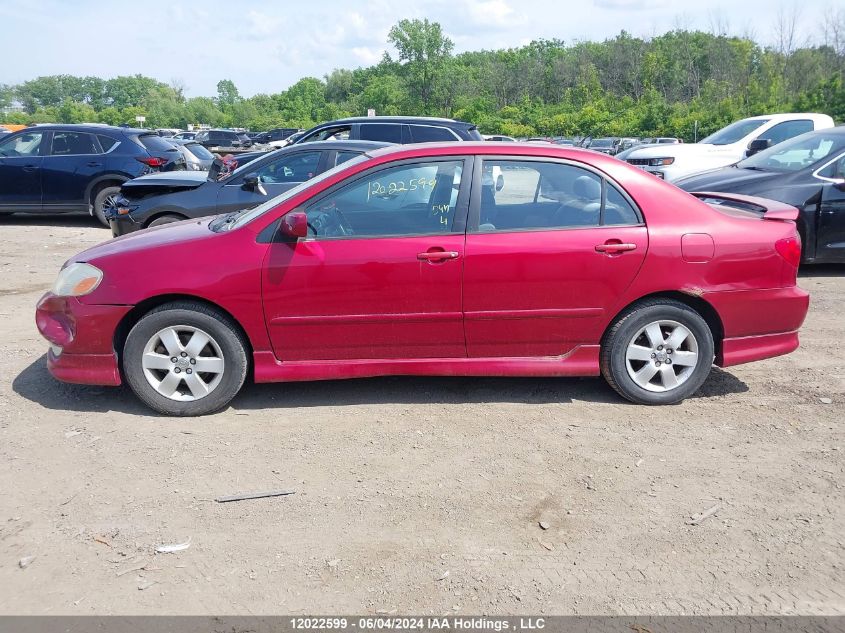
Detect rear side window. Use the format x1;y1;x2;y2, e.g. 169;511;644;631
409;125;457;142
138;134;179;153
335;150;360;166
359;124;402;143
185;143;214;160
51;132;99;155
476;159;639;232
761;120;814;146
97;135;120;153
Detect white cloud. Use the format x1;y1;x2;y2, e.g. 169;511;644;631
594;0;670;9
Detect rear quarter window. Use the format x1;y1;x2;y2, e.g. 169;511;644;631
409;125;458;142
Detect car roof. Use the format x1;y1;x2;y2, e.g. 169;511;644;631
745;112;833;123
366;141;602;159
17;123;148;134
270;139;392;153
311;116;476;129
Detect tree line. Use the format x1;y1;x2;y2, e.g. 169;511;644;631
2;15;844;141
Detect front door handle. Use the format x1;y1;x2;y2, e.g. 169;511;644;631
86;161;102;167
417;250;459;261
22;165;38;173
595;242;637;254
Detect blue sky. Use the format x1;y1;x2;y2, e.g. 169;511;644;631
0;0;835;97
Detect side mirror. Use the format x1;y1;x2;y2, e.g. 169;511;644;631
242;173;267;196
280;210;308;239
746;138;772;157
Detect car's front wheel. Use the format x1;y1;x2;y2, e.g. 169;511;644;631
601;299;714;405
123;302;249;416
148;214;185;228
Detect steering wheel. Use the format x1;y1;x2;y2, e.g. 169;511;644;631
307;208;354;237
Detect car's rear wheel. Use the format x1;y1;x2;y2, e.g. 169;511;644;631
123;302;248;416
601;299;714;405
93;185;121;227
148;214;186;228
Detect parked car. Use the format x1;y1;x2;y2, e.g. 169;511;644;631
0;124;186;225
171;131;197;141
484;135;517;142
106;140;388;236
253;128;300;146
38;142;808;416
194;129;253;150
588;138;621;155
624;113;835;182
169;139;217;171
676;127;845;264
155;128;180;137
293;116;483;145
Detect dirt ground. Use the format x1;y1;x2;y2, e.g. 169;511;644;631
0;214;842;615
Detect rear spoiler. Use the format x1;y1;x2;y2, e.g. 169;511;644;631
690;191;799;221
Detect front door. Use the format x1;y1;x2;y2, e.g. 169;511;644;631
0;130;45;212
462;158;647;357
216;150;325;214
262;157;471;361
817;160;845;261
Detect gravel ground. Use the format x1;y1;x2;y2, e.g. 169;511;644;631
0;214;843;615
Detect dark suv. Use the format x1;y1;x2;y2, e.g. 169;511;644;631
194;129;252;150
0;124;186;225
253;128;299;143
293;116;483;145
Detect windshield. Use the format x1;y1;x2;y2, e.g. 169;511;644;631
227;154;370;230
699;119;768;145
738;131;845;172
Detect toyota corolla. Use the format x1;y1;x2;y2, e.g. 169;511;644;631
36;142;809;416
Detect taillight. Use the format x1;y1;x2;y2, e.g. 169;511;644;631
136;156;169;167
775;236;802;268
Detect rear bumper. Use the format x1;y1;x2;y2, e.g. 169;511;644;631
36;293;131;386
709;285;810;367
718;331;800;367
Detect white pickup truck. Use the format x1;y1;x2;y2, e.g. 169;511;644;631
623;113;835;182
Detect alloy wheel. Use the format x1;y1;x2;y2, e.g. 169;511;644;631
624;319;699;392
141;325;225;401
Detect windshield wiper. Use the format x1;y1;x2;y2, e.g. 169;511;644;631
210;211;241;232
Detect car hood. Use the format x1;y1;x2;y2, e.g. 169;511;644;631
73;217;216;263
675;167;784;193
121;170;209;191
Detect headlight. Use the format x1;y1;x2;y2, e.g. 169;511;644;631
51;263;103;296
649;157;675;166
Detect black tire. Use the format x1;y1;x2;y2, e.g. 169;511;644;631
93;185;121;227
600;299;714;405
122;301;249;416
148;214;185;228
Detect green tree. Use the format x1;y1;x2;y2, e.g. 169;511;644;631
388;18;454;112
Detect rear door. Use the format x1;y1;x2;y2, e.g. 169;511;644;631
0;130;45;212
216;149;326;214
462;157;647;357
41;131;103;209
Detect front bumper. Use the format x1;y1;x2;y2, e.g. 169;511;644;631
36;293;132;386
108;215;143;237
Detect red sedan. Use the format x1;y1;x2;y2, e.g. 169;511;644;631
36;143;809;416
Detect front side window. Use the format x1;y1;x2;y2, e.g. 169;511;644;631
739;131;845;173
0;131;44;157
476;160;639;232
700;119;768;145
50;132;99;155
305;160;464;238
253;151;320;184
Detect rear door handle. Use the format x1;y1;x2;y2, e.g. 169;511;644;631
595;242;637;253
22;165;38;173
86;161;102;167
417;251;459;261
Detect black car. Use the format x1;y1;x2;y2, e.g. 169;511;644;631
292;116;483;145
0;124;186;225
253;127;299;144
588;137;621;155
194;129;252;150
676;127;845;263
107;140;389;236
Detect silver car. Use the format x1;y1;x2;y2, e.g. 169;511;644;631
170;139;216;171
